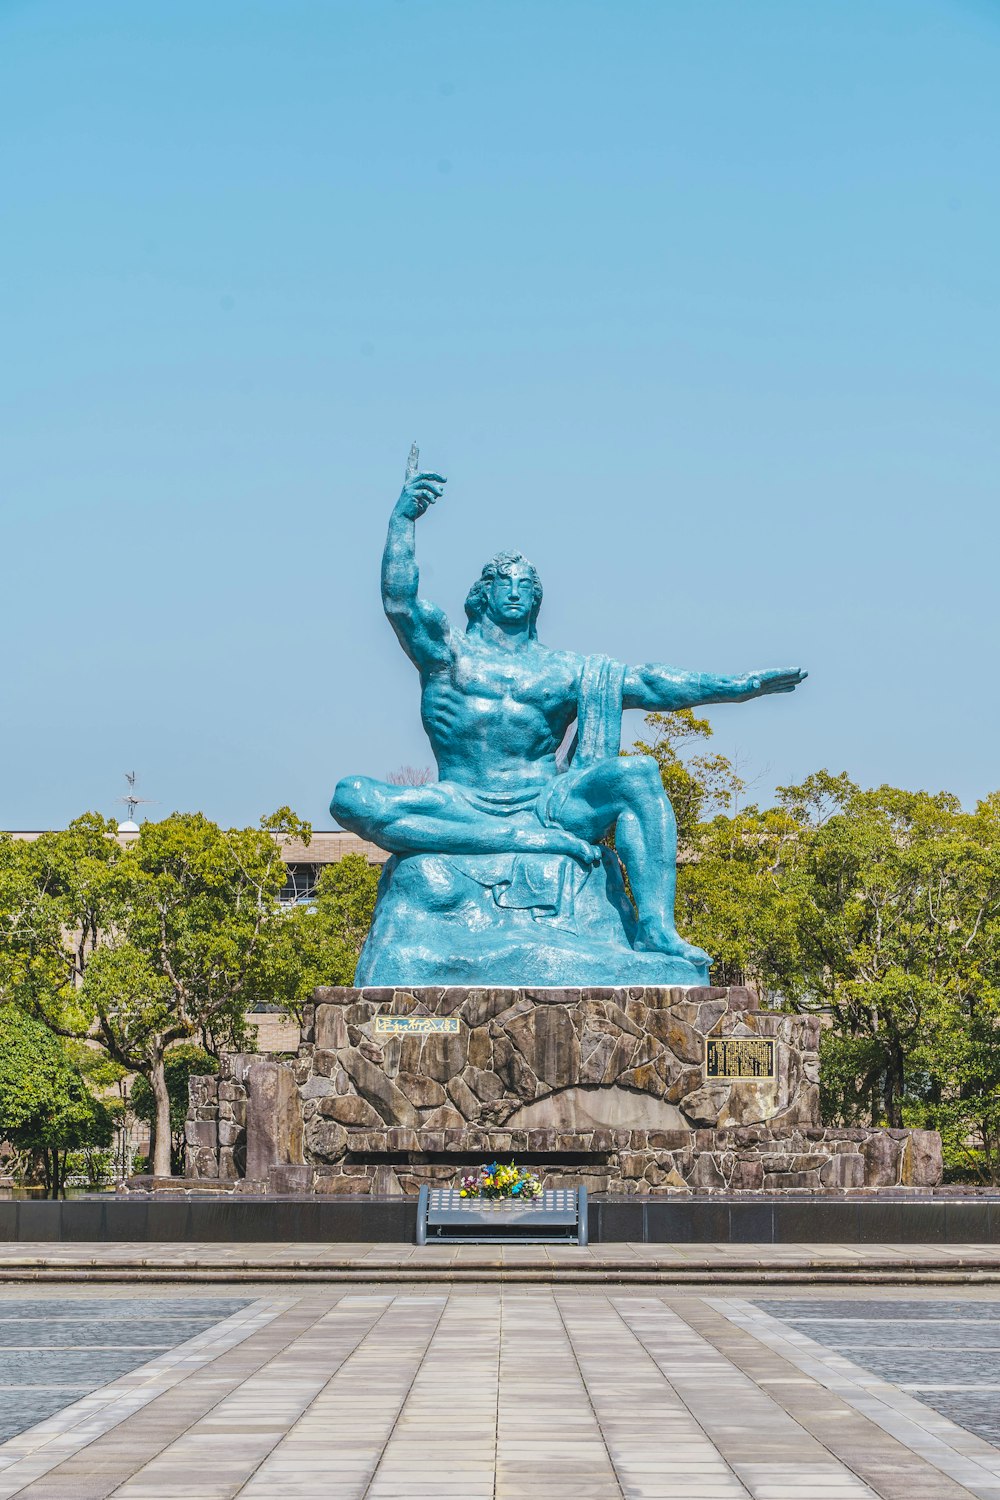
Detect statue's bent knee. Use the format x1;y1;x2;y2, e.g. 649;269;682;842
630;753;661;781
331;775;375;830
617;754;663;795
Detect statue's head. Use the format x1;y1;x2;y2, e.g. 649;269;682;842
465;552;543;637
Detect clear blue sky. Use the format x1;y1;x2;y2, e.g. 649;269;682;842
2;0;998;829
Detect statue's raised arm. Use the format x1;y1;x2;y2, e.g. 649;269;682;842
623;662;807;711
380;444;451;672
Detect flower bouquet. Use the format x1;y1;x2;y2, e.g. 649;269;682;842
459;1161;543;1203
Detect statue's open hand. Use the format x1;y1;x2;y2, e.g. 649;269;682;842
396;471;447;521
735;668;807;701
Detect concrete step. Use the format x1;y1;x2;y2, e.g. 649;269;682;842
2;1243;1000;1284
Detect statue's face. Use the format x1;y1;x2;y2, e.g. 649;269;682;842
486;563;535;626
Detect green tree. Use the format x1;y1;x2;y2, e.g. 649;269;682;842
259;853;382;1022
0;815;119;1026
776;775;981;1127
130;1044;218;1174
676;802;809;995
630;708;746;844
628;713;1000;1179
79;808;312;1176
0;1008;114;1197
627;709;802;992
316;854;382;962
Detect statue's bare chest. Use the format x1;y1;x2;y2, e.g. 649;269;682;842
447;642;578;713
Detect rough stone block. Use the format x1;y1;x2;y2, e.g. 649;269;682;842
304;1117;348;1162
445;1073;480;1120
246;1059;304;1179
268;1164;313;1194
396;1072;447;1109
185;1146;217;1178
184;1119;217;1148
902;1129;944;1187
318;1095;384;1127
217;1119;244;1148
764;1169;821;1189
820;1152;865;1189
421;1104;467;1130
315;1005;349;1051
341;1048;420;1127
863;1132;903;1187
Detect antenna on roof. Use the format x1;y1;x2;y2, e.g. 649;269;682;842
116;771;156;831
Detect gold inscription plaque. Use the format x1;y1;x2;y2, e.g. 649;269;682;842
705;1036;776;1080
373;1015;460;1035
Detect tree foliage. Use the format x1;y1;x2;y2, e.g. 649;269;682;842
260;854;382;1021
631;709;746;844
629;712;1000;1179
0;1008;114;1197
0;808;319;1176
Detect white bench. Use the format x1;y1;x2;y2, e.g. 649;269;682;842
416;1185;587;1245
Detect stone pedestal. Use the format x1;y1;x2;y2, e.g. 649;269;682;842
185;986;943;1195
355;851;708;987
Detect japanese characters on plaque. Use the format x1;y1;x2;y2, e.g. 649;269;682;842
372;1015;461;1035
705;1036;776;1080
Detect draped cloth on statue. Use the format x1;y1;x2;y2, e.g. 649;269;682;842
568;653;627;769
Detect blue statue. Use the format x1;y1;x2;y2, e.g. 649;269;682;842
333;448;806;987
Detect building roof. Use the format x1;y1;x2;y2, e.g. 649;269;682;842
5;828;389;864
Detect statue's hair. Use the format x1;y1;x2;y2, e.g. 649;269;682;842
465;551;543;637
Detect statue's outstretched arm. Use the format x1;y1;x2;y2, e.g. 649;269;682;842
381;455;452;671
623;663;807;711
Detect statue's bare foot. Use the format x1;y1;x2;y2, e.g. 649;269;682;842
634;920;710;967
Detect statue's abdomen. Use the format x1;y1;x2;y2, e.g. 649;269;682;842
421;677;560;784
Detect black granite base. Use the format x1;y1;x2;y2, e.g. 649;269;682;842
1;1195;998;1244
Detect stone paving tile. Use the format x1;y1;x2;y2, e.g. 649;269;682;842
102;1296;396;1499
749;1299;1000;1461
700;1296;998;1499
365;1295;500;1499
557;1295;750;1499
756;1298;1000;1321
0;1284;999;1496
0;1298;290;1499
237;1295;448;1498
496;1292;622;1499
607;1295;876;1499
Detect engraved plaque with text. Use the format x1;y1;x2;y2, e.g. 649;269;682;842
373;1015;461;1035
705;1036;776;1080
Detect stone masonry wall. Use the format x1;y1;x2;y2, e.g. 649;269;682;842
300;985;820;1141
184;986;943;1194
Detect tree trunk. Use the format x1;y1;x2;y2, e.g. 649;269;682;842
150;1054;173;1177
882;1040;905;1129
43;1148;62;1199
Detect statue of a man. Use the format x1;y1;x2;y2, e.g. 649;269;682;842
333;457;806;975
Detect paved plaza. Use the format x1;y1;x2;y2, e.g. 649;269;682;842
0;1274;999;1497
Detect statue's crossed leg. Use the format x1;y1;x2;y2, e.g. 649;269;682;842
333;755;709;966
333;776;600;866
